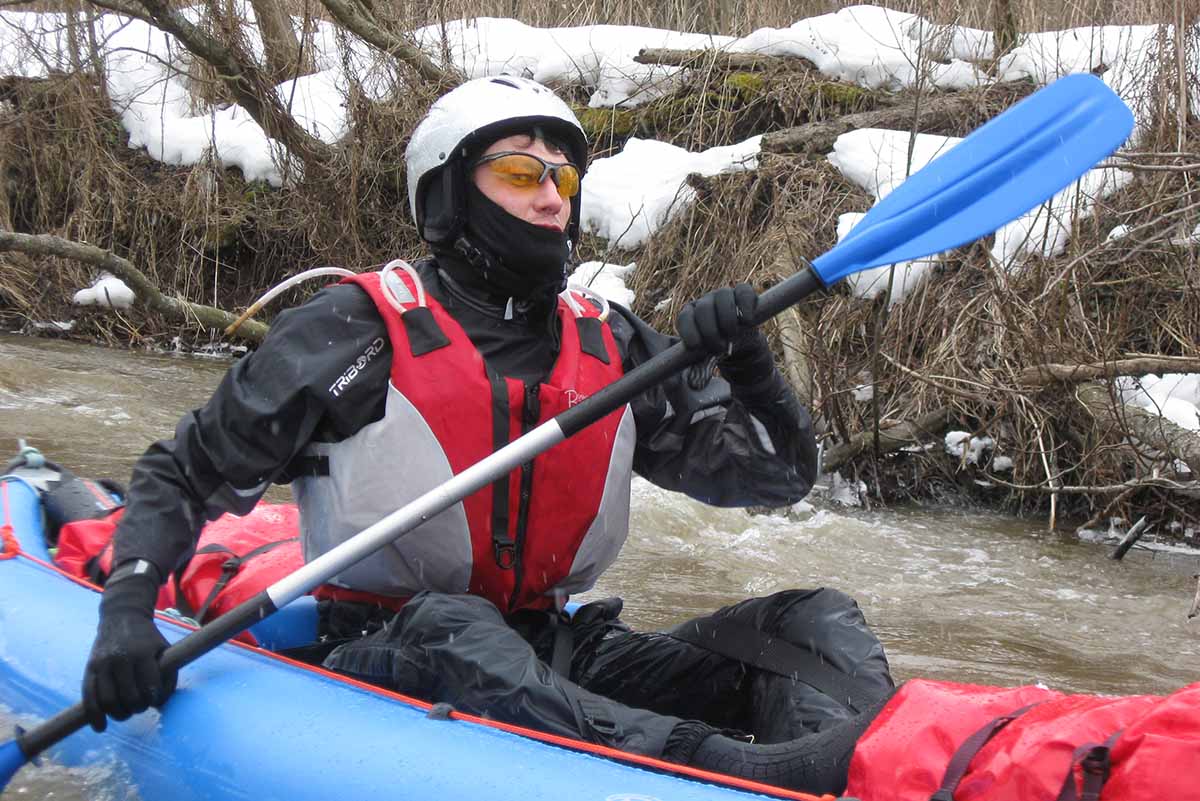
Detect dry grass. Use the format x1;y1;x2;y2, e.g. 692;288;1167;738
0;68;436;343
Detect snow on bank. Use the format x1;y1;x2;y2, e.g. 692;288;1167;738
580;136;761;248
1115;374;1200;433
729;6;984;91
2;5;1183;194
571;261;636;308
73;274;135;309
0;4;1175;282
412;18;729;108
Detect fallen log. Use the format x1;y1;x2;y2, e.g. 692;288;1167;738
821;405;956;473
1017;356;1200;385
0;231;269;342
1076;381;1200;476
634;47;818;73
762;79;1036;156
805;354;1200;478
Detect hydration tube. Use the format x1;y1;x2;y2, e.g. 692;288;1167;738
379;259;428;312
225;266;357;335
561;283;610;322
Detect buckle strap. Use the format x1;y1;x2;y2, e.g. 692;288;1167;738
176;537;298;623
1056;730;1122;801
668;616;879;713
929;702;1043;801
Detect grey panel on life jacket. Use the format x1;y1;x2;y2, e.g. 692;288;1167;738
553;405;636;597
293;383;472;596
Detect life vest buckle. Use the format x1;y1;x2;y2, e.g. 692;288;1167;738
493;541;516;570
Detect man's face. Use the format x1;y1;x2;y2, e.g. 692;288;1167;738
472;134;573;233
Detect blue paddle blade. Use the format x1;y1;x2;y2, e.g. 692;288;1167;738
810;73;1134;285
0;737;25;786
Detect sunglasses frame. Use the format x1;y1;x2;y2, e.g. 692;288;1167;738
471;150;581;198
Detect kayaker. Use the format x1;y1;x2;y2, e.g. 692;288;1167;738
81;75;894;794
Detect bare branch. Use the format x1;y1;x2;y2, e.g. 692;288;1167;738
318;0;453;86
106;0;334;174
249;0;315;85
979;474;1200;495
85;0;155;24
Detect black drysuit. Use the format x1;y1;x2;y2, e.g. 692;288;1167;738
110;258;893;760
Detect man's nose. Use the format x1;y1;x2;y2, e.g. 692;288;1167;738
532;177;564;214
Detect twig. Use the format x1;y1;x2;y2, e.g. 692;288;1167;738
878;352;997;401
1110;515;1150;560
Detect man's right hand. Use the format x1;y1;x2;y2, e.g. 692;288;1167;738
82;560;177;732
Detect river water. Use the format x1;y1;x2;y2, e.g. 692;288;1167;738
2;332;1198;799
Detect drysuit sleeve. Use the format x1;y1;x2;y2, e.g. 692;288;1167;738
111;284;392;579
606;302;818;508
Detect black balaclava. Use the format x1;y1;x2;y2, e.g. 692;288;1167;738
435;182;570;304
429;122;577;306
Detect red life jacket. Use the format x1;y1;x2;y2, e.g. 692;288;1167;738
846;678;1200;800
294;268;632;613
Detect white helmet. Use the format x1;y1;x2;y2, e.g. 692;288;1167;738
405;76;589;245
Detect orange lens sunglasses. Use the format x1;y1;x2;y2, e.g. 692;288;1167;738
473;152;581;199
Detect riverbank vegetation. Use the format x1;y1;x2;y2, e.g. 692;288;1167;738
1;0;1198;546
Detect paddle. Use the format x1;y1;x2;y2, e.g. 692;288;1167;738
0;72;1133;787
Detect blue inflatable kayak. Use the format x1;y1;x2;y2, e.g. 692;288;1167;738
0;464;815;801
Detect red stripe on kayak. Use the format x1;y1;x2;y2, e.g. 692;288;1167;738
0;481;18;559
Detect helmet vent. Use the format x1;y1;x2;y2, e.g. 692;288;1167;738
490;78;520;89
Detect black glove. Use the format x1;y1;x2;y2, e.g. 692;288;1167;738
82;560;177;732
676;283;761;358
677;283;777;391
